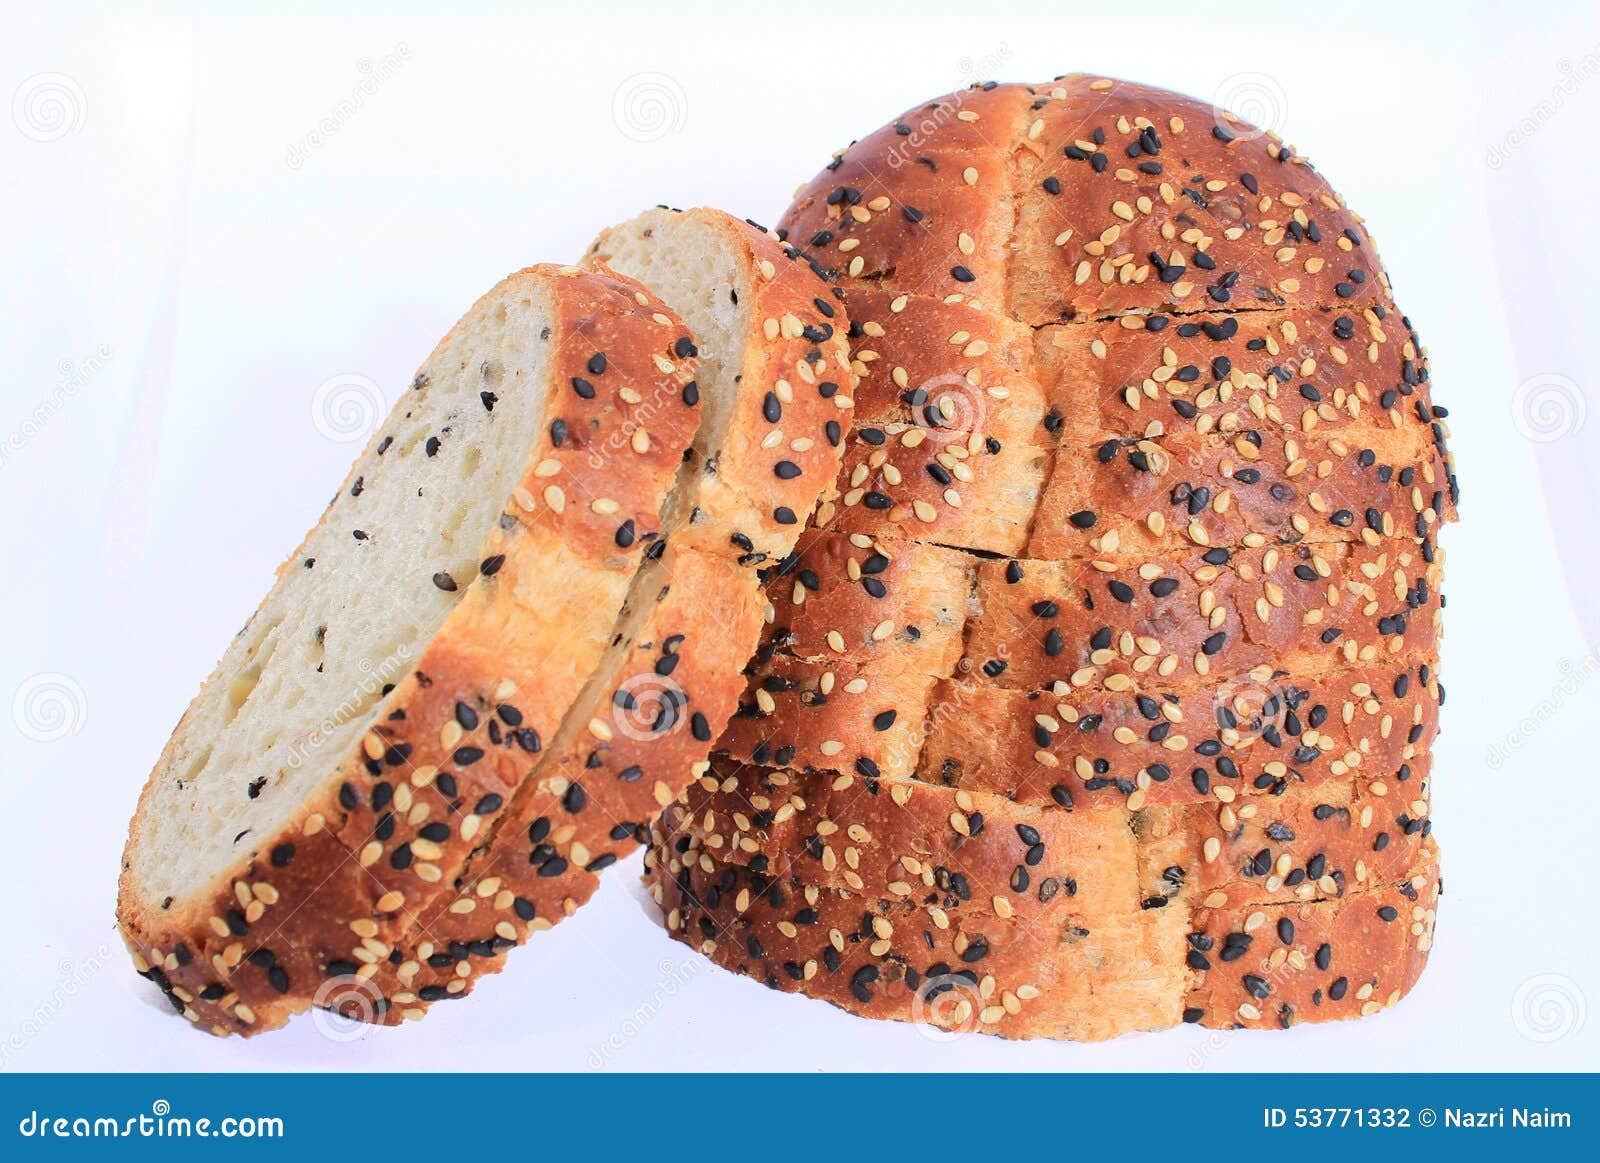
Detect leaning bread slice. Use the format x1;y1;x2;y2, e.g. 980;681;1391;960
352;208;855;1021
118;264;705;1035
586;207;853;559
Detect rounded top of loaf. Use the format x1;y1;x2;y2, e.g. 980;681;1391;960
779;74;1392;323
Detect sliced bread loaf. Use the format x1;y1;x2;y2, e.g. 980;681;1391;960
649;75;1456;1041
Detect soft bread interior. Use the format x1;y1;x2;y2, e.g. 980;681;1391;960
128;281;559;905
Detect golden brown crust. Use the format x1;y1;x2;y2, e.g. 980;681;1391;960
1035;306;1439;447
646;785;1438;1039
119;218;855;1035
832;422;1049;555
761;533;972;671
844;290;1043;428
364;543;768;1017
1029;425;1450;559
1007;75;1394;324
781;85;1033;310
662;755;1431;920
588;208;857;561
359;215;854;1021
118;264;704;1034
685;73;1455;1040
916;658;1440;812
958;539;1443;694
780;77;1395;324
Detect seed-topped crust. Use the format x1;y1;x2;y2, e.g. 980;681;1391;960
365;542;769;1020
120;264;704;1035
647;757;1438;1039
960;539;1443;693
662;756;1431;920
120;209;856;1036
655;74;1456;1040
783;77;1394;324
589;208;857;561
916;656;1439;810
351;214;855;1019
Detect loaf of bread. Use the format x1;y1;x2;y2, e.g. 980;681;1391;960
648;75;1456;1040
119;208;852;1034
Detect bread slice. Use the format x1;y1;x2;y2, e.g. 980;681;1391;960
348;208;854;1021
118;264;704;1033
587;208;854;558
119;210;854;1035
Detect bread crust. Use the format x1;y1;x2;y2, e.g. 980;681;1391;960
961;540;1443;694
781;77;1396;325
675;75;1456;1040
353;216;854;1019
119;220;855;1035
589;208;856;561
646;766;1438;1039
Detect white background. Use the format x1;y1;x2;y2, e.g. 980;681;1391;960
2;0;1597;1072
